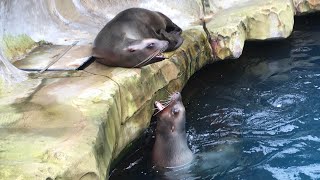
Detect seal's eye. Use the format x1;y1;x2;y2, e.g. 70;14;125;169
128;48;136;52
172;107;180;115
147;43;155;49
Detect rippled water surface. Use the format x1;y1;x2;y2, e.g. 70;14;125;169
109;14;320;180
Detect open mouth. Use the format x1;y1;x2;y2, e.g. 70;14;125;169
154;100;168;116
155;101;166;111
133;46;167;68
153;53;166;61
154;92;181;115
150;42;168;62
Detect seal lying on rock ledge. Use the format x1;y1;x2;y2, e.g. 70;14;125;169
153;92;194;168
93;8;184;68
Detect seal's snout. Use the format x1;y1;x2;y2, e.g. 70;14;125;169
159;40;169;53
170;92;181;102
154;92;182;116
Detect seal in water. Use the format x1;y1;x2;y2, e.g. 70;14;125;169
92;8;184;68
153;92;193;168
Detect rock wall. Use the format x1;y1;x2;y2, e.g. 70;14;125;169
0;0;320;180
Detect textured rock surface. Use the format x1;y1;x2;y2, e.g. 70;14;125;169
0;0;320;180
0;29;212;180
203;0;294;59
293;0;320;14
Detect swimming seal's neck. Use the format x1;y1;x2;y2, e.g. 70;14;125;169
153;130;193;168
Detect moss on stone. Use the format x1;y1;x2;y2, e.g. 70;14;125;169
0;106;22;126
1;34;36;62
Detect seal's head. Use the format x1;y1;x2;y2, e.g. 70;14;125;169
154;92;186;135
123;38;169;67
93;38;169;68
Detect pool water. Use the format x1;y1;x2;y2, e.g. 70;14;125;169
109;13;320;180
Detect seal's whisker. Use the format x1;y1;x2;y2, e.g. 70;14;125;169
159;99;171;103
165;89;171;96
165;96;172;102
161;102;171;106
164;99;172;103
134;43;168;68
162;102;170;107
133;53;154;67
153;110;161;116
160;98;171;106
165;97;172;103
133;49;161;68
168;91;178;99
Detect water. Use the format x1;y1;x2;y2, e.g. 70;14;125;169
109;14;320;180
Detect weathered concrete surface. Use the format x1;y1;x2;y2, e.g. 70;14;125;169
0;71;106;179
13;45;92;71
1;0;320;180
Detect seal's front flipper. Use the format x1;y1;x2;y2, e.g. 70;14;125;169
159;29;184;51
156;12;182;35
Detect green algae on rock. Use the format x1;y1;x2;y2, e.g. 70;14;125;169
1;34;36;62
